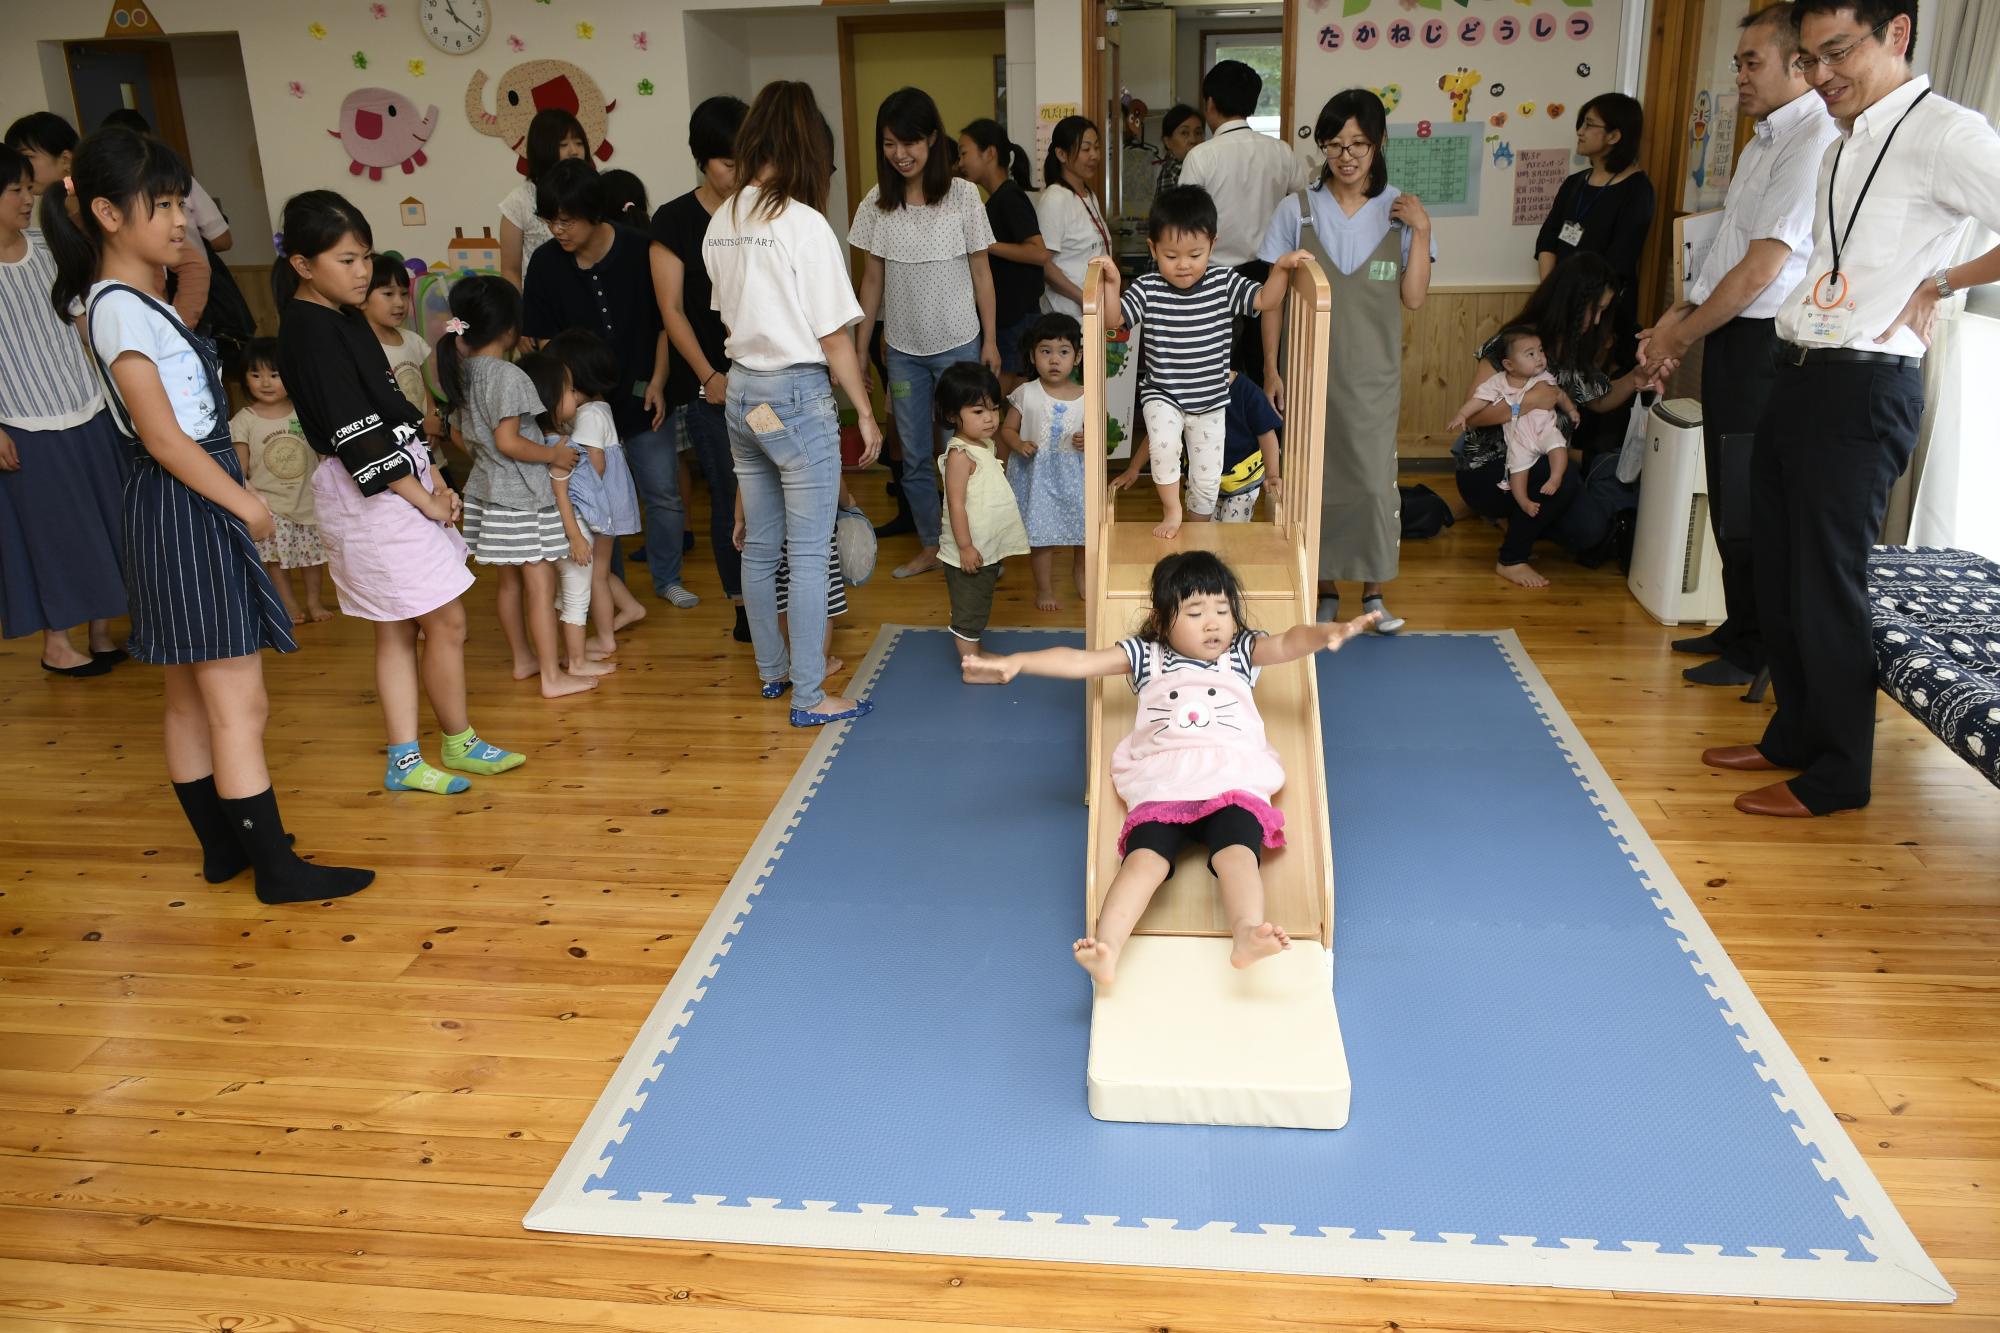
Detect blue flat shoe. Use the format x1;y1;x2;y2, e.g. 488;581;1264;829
760;679;792;700
789;700;874;728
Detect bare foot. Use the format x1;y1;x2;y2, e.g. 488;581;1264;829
1230;921;1291;969
1495;561;1551;589
40;637;93;670
1151;515;1182;540
585;644;618;661
305;601;335;623
1073;937;1119;986
612;601;647;631
1035;590;1060;612
894;553;941;579
823;656;844;679
540;670;599;698
567;657;617;677
511;655;540;681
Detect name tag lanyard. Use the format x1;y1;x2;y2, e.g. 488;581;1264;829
1815;87;1930;309
1561;174;1615;246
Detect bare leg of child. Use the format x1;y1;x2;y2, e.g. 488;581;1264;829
1030;547;1059;612
562;617;616;677
953;633;981;660
415;599;469;735
1214;845;1291;968
521;561;597;698
1071;546;1086;598
1541;446;1569;496
587;535;620;658
267;564;304;624
1508;469;1541;518
302;565;334;622
609;558;647;631
1074;848;1174;987
1152;480;1184;541
496;566;535;679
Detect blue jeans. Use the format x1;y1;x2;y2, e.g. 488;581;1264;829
728;364;841;710
624;423;684;594
886;335;981;549
676;399;741;600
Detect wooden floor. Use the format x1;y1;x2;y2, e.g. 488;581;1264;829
2;477;1996;1332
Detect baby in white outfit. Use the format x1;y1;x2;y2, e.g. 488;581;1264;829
1447;327;1572;517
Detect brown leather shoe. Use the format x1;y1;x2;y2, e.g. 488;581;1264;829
1735;781;1813;818
1702;744;1783;772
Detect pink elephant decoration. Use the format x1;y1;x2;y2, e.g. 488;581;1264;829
329;87;440;181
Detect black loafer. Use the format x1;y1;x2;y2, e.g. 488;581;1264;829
91;648;129;667
42;657;114;678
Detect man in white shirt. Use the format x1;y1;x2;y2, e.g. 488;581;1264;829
1701;0;2000;819
1640;4;1837;689
1178;60;1312;373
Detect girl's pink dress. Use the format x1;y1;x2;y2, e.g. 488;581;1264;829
1111;633;1287;854
312;429;473;621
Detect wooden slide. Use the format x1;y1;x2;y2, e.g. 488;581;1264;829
1080;259;1337;950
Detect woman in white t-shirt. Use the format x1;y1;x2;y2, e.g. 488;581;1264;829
706;81;882;728
498;110;591;290
1035;117;1109;318
850;88;998;579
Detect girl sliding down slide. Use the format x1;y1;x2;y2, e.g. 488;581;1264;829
962;550;1374;986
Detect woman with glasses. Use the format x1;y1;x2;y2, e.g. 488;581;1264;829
1534;93;1655;371
1257;88;1432;633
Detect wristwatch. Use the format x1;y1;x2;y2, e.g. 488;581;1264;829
1933;268;1955;300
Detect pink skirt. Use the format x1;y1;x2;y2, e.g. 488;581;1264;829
1116;790;1286;857
312;453;473;622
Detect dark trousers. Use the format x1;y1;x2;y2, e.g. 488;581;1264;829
1751;357;1923;814
1454;453;1581;565
1230;259;1272;378
1699;317;1778;672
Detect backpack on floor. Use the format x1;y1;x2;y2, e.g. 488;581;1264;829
1400;483;1454;540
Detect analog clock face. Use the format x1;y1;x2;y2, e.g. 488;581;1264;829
420;0;488;54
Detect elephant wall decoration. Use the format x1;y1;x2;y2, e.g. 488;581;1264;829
464;58;616;174
330;87;439;181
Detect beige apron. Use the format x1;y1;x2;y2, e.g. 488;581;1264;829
1295;191;1402;584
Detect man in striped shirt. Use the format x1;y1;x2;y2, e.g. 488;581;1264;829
1094;186;1308;538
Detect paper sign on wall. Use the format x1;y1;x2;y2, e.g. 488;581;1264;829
1383;122;1479;216
1511;147;1571;225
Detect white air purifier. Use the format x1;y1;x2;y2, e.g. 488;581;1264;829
1628;397;1725;626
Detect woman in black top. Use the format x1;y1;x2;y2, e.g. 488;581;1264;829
651;95;750;636
1452;254;1659;589
1534;93;1654;369
956;119;1052;394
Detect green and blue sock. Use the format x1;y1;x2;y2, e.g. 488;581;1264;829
441;727;524;776
385;742;469;794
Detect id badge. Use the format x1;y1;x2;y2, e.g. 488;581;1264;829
1559;220;1585;246
1368;259;1400;282
1800;271;1854;345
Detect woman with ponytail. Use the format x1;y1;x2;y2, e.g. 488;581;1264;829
704;80;880;727
274;190;526;793
1033;116;1108;319
957;119;1051;393
49;129;372;903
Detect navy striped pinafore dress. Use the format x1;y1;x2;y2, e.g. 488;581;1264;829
84;284;297;664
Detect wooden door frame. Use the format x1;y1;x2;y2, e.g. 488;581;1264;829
1634;0;1708;327
63;39;190;169
836;10;1007;226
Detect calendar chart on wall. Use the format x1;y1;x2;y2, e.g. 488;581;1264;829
1292;0;1638;283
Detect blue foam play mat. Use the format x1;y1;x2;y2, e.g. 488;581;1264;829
528;627;1951;1302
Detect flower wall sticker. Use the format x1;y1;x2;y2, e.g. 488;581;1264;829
632;31;648;51
575;21;594;39
507;34;525;51
352;51;369;69
637;78;655;96
289;81;307;99
308;21;327;39
369;2;386;16
408;59;427;77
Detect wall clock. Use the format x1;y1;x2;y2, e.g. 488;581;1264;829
420;0;488;55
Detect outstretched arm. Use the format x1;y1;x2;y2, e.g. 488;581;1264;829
1254;250;1312;315
962;644;1130;685
1249;614;1378;668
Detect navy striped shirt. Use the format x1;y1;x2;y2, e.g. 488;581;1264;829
0;230;103;431
1119;267;1260;414
1119;628;1264;693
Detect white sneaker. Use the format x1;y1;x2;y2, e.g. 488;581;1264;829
1363;598;1405;634
663;585;700;609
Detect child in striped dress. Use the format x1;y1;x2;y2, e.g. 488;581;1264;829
934;362;1028;658
1092;186;1307;539
436;275;598;700
51;129;372;903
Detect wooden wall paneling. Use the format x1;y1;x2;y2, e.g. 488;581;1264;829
1635;0;1710;329
1398;284;1536;458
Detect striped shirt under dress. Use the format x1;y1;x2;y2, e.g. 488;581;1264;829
84;283;296;664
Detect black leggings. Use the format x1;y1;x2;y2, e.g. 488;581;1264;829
1454;455;1581;565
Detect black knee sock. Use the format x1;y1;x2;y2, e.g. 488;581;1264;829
732;602;752;643
218;787;374;905
172;775;251;883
